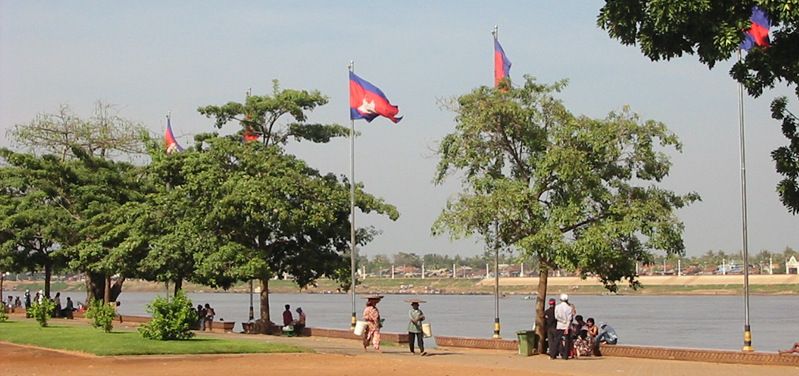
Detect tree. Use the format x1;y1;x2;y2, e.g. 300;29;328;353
54;149;147;303
7;102;150;300
198;80;350;148
433;77;698;352
197;82;397;325
0;150;73;298
8;102;148;160
598;1;799;214
771;97;799;213
164;135;397;325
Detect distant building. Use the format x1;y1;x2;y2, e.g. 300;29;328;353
787;256;799;274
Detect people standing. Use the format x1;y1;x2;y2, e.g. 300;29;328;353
24;289;31;317
282;304;293;327
196;304;206;330
53;292;62;317
362;295;383;352
293;307;306;335
204;303;215;331
544;298;557;354
406;299;427;355
550;293;574;360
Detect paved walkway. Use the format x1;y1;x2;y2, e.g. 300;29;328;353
204;330;797;376
2;318;797;376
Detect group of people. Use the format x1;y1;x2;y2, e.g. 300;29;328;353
359;295;429;356
545;293;618;360
195;303;216;331
281;304;307;335
3;290;78;319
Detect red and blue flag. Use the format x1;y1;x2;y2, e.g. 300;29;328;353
164;116;184;154
741;6;770;51
349;71;402;123
494;38;511;87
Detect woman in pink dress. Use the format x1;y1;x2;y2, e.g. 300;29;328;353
362;295;383;352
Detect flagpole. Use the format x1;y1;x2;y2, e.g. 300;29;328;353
491;24;501;340
348;61;357;330
736;50;753;352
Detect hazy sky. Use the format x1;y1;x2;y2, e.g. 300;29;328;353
1;1;797;259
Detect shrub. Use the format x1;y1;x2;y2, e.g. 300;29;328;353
85;299;116;332
29;298;55;327
0;306;8;322
138;290;197;340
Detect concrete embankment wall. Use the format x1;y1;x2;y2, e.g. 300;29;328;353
477;274;799;287
434;336;799;367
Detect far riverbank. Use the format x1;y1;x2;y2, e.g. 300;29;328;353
4;274;798;297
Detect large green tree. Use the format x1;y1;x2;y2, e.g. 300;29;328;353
6;103;149;300
195;82;397;326
598;0;799;213
433;77;698;352
62;150;148;303
0;150;73;298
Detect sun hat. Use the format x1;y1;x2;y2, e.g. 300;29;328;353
559;293;569;301
404;298;426;304
364;295;384;300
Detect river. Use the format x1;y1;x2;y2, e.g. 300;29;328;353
113;292;798;352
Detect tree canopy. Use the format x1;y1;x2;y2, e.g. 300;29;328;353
434;76;698;352
598;1;799;215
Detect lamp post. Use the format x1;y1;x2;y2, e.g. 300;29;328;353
492;221;501;339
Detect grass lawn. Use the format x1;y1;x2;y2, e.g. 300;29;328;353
0;319;308;356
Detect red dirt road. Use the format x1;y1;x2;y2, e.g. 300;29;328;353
3;338;797;376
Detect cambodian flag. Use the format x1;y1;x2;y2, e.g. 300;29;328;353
349;71;402;123
164;116;183;154
741;6;770;51
494;38;511;87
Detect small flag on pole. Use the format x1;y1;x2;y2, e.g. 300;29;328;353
349;71;402;123
494;38;511;87
164;116;184;154
741;6;770;51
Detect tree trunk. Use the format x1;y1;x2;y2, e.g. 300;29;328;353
85;272;125;303
110;277;124;302
535;264;550;354
173;278;183;297
43;262;52;298
103;275;111;303
259;277;270;323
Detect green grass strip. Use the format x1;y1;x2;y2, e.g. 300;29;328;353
0;320;307;356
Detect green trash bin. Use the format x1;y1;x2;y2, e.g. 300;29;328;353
516;330;536;356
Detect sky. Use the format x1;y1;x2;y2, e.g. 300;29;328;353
1;1;797;259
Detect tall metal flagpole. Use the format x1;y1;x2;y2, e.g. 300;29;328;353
246;88;255;322
736;50;753;352
491;24;501;340
348;61;357;330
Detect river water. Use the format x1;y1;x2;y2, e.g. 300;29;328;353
114;292;798;352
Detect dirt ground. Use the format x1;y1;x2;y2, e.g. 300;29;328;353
3;333;797;376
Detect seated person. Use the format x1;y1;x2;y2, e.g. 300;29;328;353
780;342;799;355
585;318;599;342
62;297;75;319
292;307;306;335
592;322;618;356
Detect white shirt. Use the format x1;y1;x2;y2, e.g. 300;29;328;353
554;302;573;330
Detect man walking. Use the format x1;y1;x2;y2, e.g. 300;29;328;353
544;298;557;354
551;293;574;360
